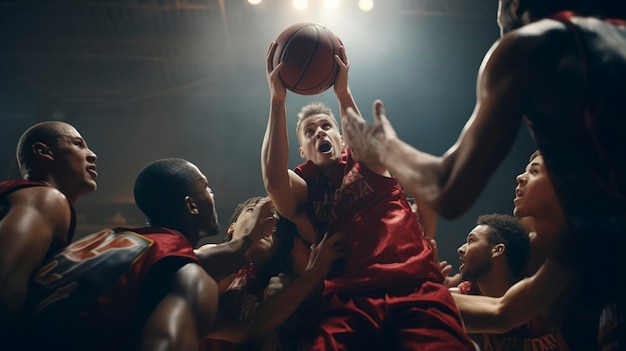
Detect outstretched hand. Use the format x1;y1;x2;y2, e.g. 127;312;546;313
342;100;398;165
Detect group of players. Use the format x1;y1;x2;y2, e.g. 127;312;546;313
1;0;625;350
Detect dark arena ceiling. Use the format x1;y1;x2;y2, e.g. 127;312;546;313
0;0;536;259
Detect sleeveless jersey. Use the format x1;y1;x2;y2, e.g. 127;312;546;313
295;147;442;295
23;226;199;350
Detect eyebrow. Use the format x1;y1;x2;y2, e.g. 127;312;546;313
526;161;543;171
302;124;314;131
58;135;84;141
305;116;334;127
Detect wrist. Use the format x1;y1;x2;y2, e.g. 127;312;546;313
270;95;286;105
384;137;402;162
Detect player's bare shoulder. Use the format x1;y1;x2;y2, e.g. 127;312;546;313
18;186;70;213
505;19;586;119
14;186;73;237
476;20;574;108
4;185;68;211
508;18;579;65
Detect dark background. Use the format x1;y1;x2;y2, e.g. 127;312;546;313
0;0;535;270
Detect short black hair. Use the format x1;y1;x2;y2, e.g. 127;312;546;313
477;214;531;277
134;158;199;227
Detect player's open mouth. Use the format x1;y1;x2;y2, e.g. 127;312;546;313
318;141;332;153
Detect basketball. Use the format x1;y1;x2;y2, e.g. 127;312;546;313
271;22;343;95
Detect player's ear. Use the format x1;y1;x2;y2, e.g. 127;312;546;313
492;243;505;257
33;142;54;161
299;146;305;158
185;196;199;215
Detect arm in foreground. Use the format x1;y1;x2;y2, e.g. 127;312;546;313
342;33;541;218
260;41;309;220
452;258;576;333
141;263;218;351
195;212;276;282
205;232;347;344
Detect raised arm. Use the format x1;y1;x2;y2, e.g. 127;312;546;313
342;32;541;219
0;187;72;328
333;46;360;121
261;42;309;220
333;46;389;176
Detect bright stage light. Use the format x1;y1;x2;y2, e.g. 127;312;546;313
292;0;308;11
323;0;339;9
248;0;262;5
358;0;374;12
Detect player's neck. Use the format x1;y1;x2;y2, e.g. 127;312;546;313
477;268;521;298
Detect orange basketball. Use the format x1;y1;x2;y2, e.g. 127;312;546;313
271;22;343;95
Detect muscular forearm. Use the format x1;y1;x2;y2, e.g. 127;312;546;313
380;138;452;214
206;268;325;344
454;258;575;333
336;88;360;120
261;97;290;192
245;268;325;341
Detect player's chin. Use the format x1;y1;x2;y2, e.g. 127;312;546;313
315;157;338;168
83;179;98;193
512;206;525;219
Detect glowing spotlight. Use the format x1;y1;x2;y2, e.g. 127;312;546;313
323;0;339;9
248;0;262;5
358;0;374;12
293;0;307;11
